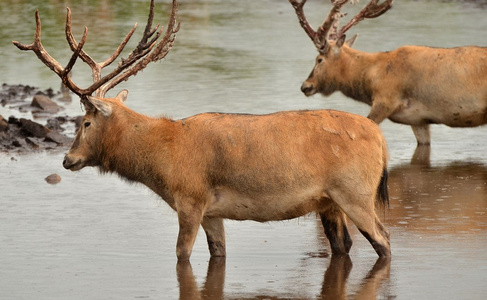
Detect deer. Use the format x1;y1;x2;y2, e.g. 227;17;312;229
13;0;391;260
289;0;487;146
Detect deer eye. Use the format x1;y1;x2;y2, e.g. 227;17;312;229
83;121;91;128
317;58;323;64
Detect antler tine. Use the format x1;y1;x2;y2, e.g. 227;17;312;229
362;0;393;18
12;10;88;97
97;0;180;96
336;0;393;39
64;0;161;97
289;0;348;51
63;27;88;78
317;0;348;44
118;0;163;71
65;7;138;84
289;0;318;45
291;0;393;51
136;0;162;51
95;0;180;97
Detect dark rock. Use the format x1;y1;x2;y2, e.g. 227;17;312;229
45;173;61;184
45;88;55;98
19;118;50;138
1;84;39;104
0;131;7;140
45;131;73;145
46;118;63;131
31;93;60;113
56;116;68;123
8;116;19;125
25;137;40;148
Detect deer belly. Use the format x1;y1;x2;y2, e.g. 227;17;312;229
390;98;487;127
439;103;487;127
389;99;439;125
204;186;327;222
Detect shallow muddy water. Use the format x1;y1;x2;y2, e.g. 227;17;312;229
1;0;486;299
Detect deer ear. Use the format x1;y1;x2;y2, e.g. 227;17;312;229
85;96;112;117
332;35;347;55
336;34;346;48
346;34;358;47
115;89;128;103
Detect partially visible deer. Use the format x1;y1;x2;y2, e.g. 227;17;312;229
14;0;391;260
290;0;487;146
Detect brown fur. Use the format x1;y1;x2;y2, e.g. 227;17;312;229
301;39;487;145
63;91;391;260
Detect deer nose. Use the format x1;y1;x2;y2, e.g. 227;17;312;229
63;155;76;170
301;82;315;96
62;156;70;169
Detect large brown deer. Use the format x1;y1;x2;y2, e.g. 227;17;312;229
14;0;391;260
290;0;487;146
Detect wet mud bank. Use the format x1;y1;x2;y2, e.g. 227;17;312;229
0;84;81;154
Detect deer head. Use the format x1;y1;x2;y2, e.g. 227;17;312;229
13;0;180;171
289;0;393;96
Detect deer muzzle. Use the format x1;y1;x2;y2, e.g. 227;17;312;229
301;81;316;96
63;154;83;171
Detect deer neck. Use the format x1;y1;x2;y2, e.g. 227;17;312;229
99;109;177;192
336;46;378;105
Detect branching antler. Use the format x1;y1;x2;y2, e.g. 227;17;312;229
336;0;393;39
13;0;180;99
289;0;393;52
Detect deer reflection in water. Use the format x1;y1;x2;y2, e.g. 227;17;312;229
388;161;487;233
177;256;391;300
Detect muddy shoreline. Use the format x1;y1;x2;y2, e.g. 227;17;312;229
0;83;81;154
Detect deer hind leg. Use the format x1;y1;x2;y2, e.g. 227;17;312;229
328;190;391;257
319;204;353;255
356;216;391;257
201;217;226;257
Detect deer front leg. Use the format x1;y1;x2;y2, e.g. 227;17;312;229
411;124;431;146
367;97;404;124
176;200;204;261
201;217;226;257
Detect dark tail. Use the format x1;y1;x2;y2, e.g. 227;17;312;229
377;168;389;208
